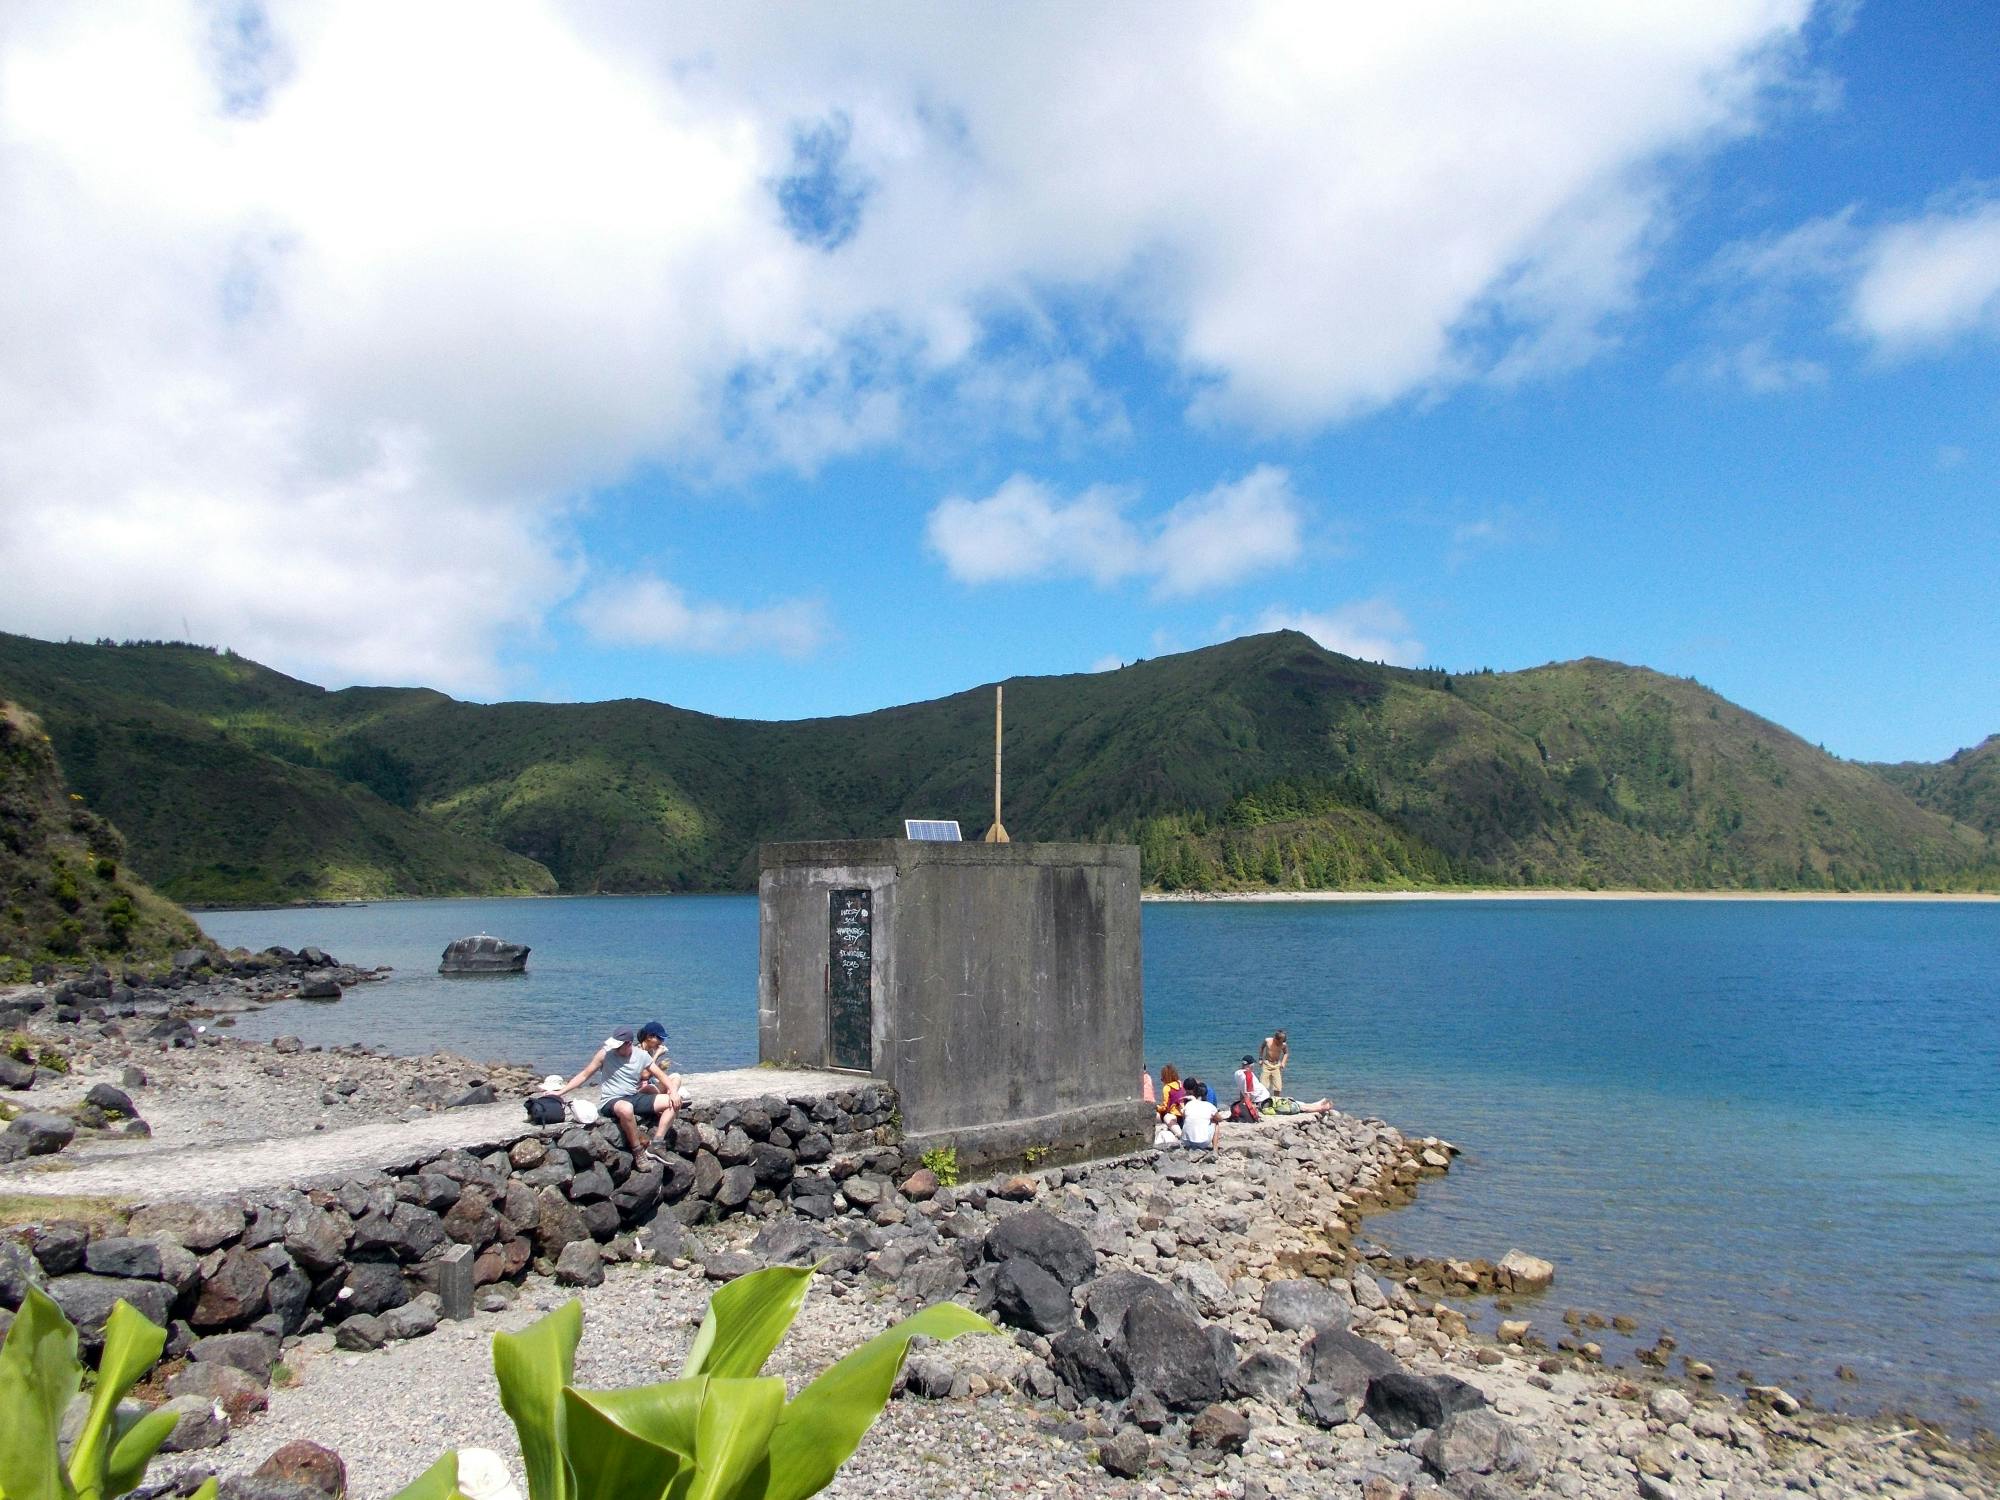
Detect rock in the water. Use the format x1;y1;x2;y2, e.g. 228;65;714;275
1497;1249;1555;1293
555;1240;604;1287
993;1256;1074;1334
295;972;342;1001
983;1210;1097;1289
1098;1429;1151;1479
1260;1278;1350;1333
439;935;530;974
253;1441;348;1499
1190;1402;1250;1453
1417;1408;1537;1479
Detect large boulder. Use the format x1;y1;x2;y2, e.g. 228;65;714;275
1081;1271;1195;1334
1303;1325;1401;1402
1049;1326;1131;1402
188;1330;281;1379
337;1261;409;1317
1497;1249;1555;1293
1418;1408;1537;1479
1116;1294;1224;1412
982;1211;1097;1289
1260;1278;1350;1333
1227;1349;1300;1404
1364;1371;1489;1438
992;1257;1073;1335
253;1441;348;1499
82;1237;162;1280
295;972;342;1001
192;1246;272;1328
439;936;529;974
4;1112;75;1158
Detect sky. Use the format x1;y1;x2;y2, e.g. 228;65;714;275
1;1;1996;763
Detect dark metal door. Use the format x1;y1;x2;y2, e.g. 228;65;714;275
826;887;872;1071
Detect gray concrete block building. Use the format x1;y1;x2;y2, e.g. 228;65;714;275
757;838;1149;1168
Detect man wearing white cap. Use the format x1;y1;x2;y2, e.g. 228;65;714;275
552;1023;681;1160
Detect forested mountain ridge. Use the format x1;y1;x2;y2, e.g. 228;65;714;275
1867;735;2000;838
0;629;1992;902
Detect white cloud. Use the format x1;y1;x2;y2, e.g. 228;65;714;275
1851;197;2000;350
1089;654;1125;673
573;575;827;658
1696;338;1828;393
927;465;1304;595
0;1;1816;685
1256;599;1425;666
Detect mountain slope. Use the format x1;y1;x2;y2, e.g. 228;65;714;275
1;630;1992;900
1868;735;2000;837
1;702;205;972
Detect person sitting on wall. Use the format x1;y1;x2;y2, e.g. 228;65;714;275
552;1022;682;1162
1142;1067;1156;1107
1180;1079;1221;1151
1157;1064;1187;1119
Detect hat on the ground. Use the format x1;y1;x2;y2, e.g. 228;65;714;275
539;1074;564;1093
605;1024;636;1047
639;1020;667;1042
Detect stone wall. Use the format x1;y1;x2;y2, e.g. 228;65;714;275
0;1084;901;1366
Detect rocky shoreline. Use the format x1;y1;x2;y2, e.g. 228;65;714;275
1;967;1993;1500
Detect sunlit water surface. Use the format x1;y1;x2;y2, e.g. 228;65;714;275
197;895;2000;1430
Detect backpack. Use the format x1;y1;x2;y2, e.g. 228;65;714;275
525;1094;566;1126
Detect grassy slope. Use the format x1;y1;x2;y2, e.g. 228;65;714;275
1;630;1992;899
1868;736;2000;838
0;702;205;973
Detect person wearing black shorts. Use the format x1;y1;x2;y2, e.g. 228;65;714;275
555;1021;681;1159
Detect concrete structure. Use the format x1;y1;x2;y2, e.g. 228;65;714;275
758;838;1148;1168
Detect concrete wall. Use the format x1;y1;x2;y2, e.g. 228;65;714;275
758;840;1149;1167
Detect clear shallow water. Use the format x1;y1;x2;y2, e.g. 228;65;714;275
196;895;2000;1430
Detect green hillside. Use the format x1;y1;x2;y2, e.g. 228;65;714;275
1;702;206;974
0;630;1993;902
1867;735;2000;837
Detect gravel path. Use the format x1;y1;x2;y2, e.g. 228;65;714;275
1;1064;846;1203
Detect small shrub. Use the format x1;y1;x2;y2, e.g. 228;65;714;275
919;1145;960;1187
50;865;82;912
92;856;118;881
47;917;84;955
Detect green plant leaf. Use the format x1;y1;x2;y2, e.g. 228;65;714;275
101;1408;176;1500
756;1303;993;1500
384;1451;462;1500
684;1378;784;1500
69;1300;168;1499
185;1481;218;1500
680;1266;810;1381
0;1285;84;1500
560;1386;682;1500
492;1301;582;1500
566;1381;704;1463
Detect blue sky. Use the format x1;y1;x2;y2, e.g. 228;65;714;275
1;2;1995;762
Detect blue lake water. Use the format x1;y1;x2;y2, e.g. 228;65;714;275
194;895;2000;1431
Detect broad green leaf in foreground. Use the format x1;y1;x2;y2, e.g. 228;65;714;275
102;1408;178;1500
757;1302;995;1500
680;1266;811;1380
0;1285;86;1500
560;1385;684;1500
492;1301;583;1500
684;1377;785;1500
69;1299;170;1500
566;1378;705;1465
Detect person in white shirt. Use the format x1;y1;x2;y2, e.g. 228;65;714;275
1180;1080;1221;1151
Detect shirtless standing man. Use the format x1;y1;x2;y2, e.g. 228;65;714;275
1259;1029;1289;1099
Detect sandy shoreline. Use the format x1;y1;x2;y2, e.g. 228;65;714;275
1145;887;2000;903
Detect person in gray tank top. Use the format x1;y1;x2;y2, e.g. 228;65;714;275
553;1022;682;1160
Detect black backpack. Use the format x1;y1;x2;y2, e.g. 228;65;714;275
525;1094;565;1126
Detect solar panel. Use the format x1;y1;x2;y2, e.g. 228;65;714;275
903;819;963;841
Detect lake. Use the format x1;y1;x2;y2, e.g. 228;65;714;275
194;894;2000;1431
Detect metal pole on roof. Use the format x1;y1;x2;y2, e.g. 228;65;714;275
984;684;1009;843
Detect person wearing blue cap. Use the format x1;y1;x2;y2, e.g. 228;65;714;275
553;1021;681;1161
